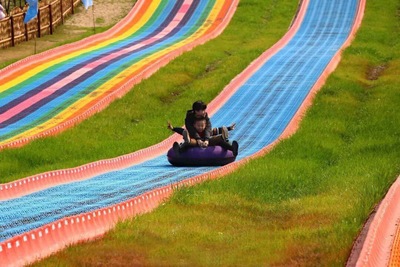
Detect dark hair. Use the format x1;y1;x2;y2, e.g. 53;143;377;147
192;100;207;111
194;116;206;123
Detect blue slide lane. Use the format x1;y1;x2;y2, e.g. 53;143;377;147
0;0;358;242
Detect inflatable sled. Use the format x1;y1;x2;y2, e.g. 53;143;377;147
167;145;236;166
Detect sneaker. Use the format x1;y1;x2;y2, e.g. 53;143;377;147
182;130;190;144
232;141;239;157
173;142;180;155
221;126;229;141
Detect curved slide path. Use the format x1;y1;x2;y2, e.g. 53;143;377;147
0;0;238;149
0;0;379;266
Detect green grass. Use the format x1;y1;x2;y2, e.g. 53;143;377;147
10;0;400;265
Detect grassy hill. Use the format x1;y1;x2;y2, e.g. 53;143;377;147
1;0;399;265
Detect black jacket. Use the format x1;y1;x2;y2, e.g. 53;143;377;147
185;110;212;140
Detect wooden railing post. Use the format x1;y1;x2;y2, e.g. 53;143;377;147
49;4;53;34
60;0;64;24
37;8;41;38
24;19;28;41
10;16;15;47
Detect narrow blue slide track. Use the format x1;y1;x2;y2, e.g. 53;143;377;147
0;0;359;243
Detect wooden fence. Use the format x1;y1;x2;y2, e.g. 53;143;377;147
0;0;81;48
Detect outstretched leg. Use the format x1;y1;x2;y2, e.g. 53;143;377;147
173;130;197;154
209;136;239;156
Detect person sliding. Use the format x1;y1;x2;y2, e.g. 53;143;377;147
172;100;238;156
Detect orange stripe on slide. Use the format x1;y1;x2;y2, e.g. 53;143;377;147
390;222;400;266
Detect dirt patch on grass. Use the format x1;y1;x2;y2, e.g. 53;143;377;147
366;64;388;80
65;0;135;28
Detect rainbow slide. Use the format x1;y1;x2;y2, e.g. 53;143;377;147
0;0;238;149
3;0;391;266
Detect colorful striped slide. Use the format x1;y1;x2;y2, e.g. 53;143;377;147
0;0;237;149
1;0;384;266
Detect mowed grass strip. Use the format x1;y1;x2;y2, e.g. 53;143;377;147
18;0;400;266
0;0;296;182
